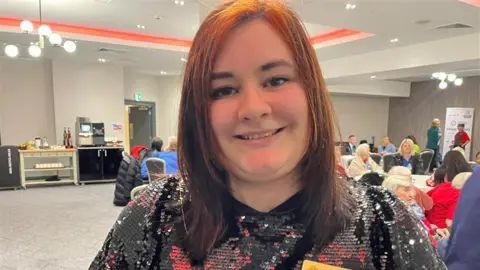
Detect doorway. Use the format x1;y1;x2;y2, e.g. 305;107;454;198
124;100;156;150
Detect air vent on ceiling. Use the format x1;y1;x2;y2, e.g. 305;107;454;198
434;23;473;29
98;47;129;54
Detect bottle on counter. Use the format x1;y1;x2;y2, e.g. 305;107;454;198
34;137;42;149
67;128;72;148
42;137;49;148
63;128;67;146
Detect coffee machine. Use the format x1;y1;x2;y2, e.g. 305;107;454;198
76;117;105;146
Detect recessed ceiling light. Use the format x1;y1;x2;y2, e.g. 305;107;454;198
181;57;187;62
160;71;167;75
98;58;106;63
370;75;376;79
174;0;184;5
390;38;399;43
345;3;356;10
136;25;146;29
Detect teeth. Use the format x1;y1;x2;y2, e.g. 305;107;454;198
240;131;276;140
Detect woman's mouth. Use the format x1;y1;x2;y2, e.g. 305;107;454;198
235;127;285;140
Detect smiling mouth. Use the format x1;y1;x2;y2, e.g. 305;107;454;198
234;127;285;140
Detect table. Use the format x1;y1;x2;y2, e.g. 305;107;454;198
19;149;79;189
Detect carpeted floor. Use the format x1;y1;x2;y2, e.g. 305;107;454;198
0;183;122;270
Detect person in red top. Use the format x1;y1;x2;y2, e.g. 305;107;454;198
453;123;470;149
425;150;472;228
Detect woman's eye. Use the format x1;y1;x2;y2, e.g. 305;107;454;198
265;77;289;88
210;87;238;99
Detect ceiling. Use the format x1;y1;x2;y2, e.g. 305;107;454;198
0;0;479;82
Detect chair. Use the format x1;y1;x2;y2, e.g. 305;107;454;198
145;158;166;182
130;158;166;200
382;153;396;173
419;149;434;175
370;153;382;165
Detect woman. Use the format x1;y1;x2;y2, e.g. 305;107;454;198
388;166;433;211
476;152;480;166
378;136;396;154
90;1;444;268
335;147;348;177
348;143;383;178
386;138;425;174
382;175;450;257
406;135;421;155
426;118;442;172
140;136;179;178
426;150;472;229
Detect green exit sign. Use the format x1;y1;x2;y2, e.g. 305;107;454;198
135;93;143;101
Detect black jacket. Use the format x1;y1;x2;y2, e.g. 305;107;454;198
387;153;425;175
113;154;144;206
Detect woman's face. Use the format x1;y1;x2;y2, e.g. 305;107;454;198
209;19;309;183
476;154;480;165
396;186;415;204
402;143;412;155
361;151;370;161
382;137;389;145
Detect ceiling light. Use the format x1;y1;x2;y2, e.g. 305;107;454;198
447;73;457;82
136;25;146;29
48;33;62;46
390;38;399;43
439;81;448;90
345;3;356;10
180;1;184;5
20;20;34;33
63;40;77;53
181;57;187;62
174;0;179;3
28;45;41;58
160;71;167;75
4;44;19;58
370;75;376;79
98;58;106;63
38;25;52;37
454;78;463;86
432;72;447;81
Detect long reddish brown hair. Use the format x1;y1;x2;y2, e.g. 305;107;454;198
177;0;352;260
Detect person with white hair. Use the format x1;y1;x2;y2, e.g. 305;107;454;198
347;143;382;178
386;138;425;174
388;166;433;211
382;175;450;249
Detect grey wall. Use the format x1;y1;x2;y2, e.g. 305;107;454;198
0;58;56;145
388;76;480;160
331;95;390;144
52;61;125;144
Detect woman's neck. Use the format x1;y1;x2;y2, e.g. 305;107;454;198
229;174;301;213
403;153;411;160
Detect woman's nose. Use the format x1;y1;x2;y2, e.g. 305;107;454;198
237;83;272;121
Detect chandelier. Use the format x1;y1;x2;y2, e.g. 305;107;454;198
431;72;463;90
4;0;77;58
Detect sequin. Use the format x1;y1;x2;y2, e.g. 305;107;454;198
89;175;446;269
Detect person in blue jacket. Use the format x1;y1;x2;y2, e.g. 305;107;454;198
445;169;480;269
141;136;179;179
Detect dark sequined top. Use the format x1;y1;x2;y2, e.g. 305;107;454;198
90;176;446;269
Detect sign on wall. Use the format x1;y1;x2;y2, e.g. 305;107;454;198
443;107;474;159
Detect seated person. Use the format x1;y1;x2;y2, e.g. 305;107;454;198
386;138;425;175
143;137;163;161
334;147;347;177
388;166;433;211
382;175;450;255
406;135;421;155
378;136;396;154
347;143;382;178
141;136;179;179
476;152;480;166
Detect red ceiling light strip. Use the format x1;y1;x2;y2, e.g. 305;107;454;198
0;17;368;47
309;29;363;44
0;17;192;47
458;0;480;7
